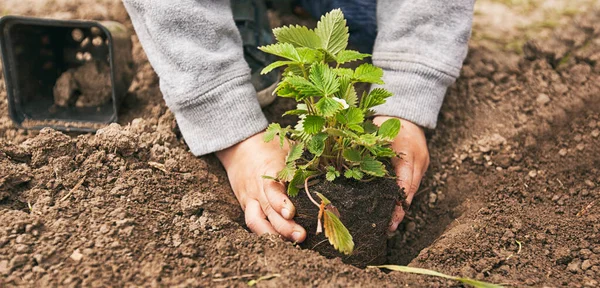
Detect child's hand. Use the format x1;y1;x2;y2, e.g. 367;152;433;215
373;116;430;232
216;133;307;242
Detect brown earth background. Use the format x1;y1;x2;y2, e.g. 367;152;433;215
1;0;600;287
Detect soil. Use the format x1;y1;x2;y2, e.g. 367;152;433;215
53;60;113;108
292;176;401;268
1;0;600;287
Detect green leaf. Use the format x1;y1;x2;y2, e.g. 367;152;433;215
323;209;354;255
353;63;384;84
315;9;349;56
360;88;393;110
264;123;287;148
370;266;504;288
363;121;379;134
286;75;320;98
273;24;321;49
264;123;280;143
303;115;326;134
315;97;344;117
325;166;340;181
367;146;397;158
282;109;308;116
360;157;386;177
286;142;304;164
335;50;370;64
259;43;301;62
274;82;298;98
333;68;354;78
288;169;318;197
297;47;322;63
309;63;340;96
356;134;378;146
335;76;358;107
343;149;362;162
336;107;363;125
378;118;401;140
308;132;328;157
344;168;364;180
261;175;278;181
277;163;296;182
261;60;294;75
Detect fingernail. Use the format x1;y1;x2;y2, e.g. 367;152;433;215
281;208;291;219
291;231;302;242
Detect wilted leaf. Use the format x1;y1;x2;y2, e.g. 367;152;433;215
323;210;354;255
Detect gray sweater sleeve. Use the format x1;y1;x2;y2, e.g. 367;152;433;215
122;0;268;156
371;0;474;129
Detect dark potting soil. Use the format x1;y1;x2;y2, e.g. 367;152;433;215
291;175;404;267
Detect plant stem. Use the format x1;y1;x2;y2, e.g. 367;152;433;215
304;176;320;208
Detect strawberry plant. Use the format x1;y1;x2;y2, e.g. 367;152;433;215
260;9;401;255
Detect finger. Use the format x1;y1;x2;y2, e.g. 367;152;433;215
408;161;428;205
394;152;415;202
388;205;405;233
263;178;296;220
265;209;306;243
245;199;277;236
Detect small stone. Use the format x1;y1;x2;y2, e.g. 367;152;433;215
525;135;537;148
528;170;538;178
589;120;597;128
581;189;590;196
568;259;582;273
0;260;9;275
585;180;596;188
70;249;84;262
584;279;599;287
559;148;568;156
591;129;599;138
508;166;522;172
9;255;28;270
582;260;593;270
429;193;437;204
574;134;583;142
580;249;593;258
576;143;585;151
406;222;416;232
536;93;551;105
551;195;561;202
15;244;31;254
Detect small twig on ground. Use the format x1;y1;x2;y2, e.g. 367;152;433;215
148;161;168;173
577;199;597;217
312;239;329;250
212;274;255;282
145;208;169;216
414;186;432;198
60;176;86;202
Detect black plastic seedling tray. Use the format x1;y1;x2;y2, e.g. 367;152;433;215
0;16;133;132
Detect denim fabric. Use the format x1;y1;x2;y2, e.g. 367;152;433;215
298;0;377;53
